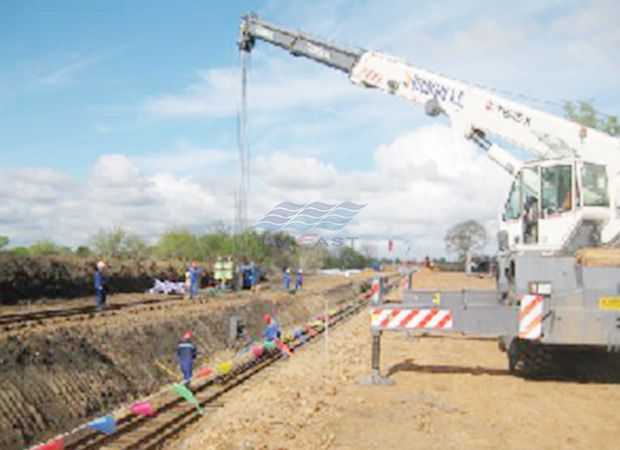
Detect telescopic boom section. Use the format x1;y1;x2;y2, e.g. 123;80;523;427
239;14;362;74
240;14;620;174
238;14;519;175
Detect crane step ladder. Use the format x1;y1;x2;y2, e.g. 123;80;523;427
361;276;544;385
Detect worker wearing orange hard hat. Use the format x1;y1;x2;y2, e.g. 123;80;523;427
177;330;197;383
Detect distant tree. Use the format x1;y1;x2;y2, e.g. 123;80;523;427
91;227;126;258
199;229;234;260
256;231;298;269
298;245;329;271
360;243;378;260
124;233;150;259
207;221;232;235
324;246;370;269
90;227;148;259
9;246;29;256
153;229;200;260
0;236;8;251
444;220;488;262
564;100;619;136
29;239;69;256
75;246;92;257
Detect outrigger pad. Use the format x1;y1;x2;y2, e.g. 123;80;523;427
359;371;395;386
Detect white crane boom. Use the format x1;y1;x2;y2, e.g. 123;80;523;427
240;15;620;169
240;14;620;251
350;52;620;166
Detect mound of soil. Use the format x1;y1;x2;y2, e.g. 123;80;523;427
0;254;183;305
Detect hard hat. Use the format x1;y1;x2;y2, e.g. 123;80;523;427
182;330;192;340
263;314;271;324
96;261;106;270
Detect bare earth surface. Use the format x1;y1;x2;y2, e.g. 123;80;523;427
172;270;619;450
0;273;363;316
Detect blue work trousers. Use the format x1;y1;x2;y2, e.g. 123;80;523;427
96;290;107;310
180;359;193;383
190;283;198;299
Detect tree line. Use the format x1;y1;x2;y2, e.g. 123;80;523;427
0;227;376;271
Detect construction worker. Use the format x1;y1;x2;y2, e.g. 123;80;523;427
94;261;108;311
177;330;197;384
283;268;291;291
186;261;203;300
262;314;281;342
295;268;303;291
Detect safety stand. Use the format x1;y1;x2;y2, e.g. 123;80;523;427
360;330;394;386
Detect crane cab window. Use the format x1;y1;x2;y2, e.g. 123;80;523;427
522;167;540;208
503;178;521;220
541;165;572;216
581;163;609;206
522;167;540;243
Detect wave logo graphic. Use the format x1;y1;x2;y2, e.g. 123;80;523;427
254;202;366;232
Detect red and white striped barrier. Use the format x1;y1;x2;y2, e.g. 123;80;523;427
518;295;543;340
370;278;381;303
370;308;453;330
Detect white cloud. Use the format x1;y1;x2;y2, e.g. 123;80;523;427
247;124;512;256
0;168;74;203
0;154;228;247
0;125;511;257
254;152;339;189
92;154;141;187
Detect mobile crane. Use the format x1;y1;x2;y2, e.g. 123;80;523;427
239;14;620;376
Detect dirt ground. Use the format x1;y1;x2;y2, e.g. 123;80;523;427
173;270;619;450
0;273;361;316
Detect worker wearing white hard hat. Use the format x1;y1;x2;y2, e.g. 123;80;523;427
295;268;303;291
94;261;109;311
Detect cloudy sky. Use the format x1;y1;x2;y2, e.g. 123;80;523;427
1;0;618;257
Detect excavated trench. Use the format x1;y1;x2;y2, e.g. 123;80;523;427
0;282;359;450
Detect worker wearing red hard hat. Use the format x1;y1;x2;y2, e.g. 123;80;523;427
262;314;281;341
177;330;197;383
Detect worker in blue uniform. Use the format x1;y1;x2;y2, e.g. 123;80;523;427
177;330;197;383
262;314;281;342
94;261;109;311
187;261;203;300
283;268;291;291
295;268;303;291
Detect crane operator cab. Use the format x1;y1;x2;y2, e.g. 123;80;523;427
500;158;611;254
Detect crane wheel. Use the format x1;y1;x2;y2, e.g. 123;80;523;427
508;339;557;378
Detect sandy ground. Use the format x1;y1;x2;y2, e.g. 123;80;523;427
172;270;619;450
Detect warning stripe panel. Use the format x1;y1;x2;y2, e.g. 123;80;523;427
398;309;420;328
519;295;542;321
370;308;453;330
379;309;400;328
518;295;543;340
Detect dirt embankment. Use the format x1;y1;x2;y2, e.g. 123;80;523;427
0;278;359;450
0;254;184;305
